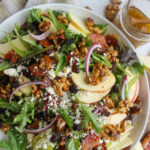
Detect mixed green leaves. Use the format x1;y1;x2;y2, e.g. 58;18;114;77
0;98;20;112
92;53;112;68
0;60;11;71
57;108;73;130
55;54;67;75
94;24;108;35
0;128;28;150
75;95;101;133
128;62;145;89
13;99;35;133
27;8;42;24
66;137;81;150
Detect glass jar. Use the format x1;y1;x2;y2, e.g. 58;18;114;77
113;0;150;48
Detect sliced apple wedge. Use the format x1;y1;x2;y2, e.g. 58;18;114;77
135;142;144;150
68;23;86;36
102;113;127;126
126;69;140;103
71;71;116;93
68;13;90;36
77;89;110;103
0;34;34;58
111;137;134;150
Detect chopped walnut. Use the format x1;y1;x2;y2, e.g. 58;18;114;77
35;90;42;98
86;63;109;86
103;96;115;109
0;87;10;99
59;136;66;146
86;18;94;27
57;14;69;25
105;4;120;22
101;124;120;141
134;96;142;105
32;84;38;94
53;76;70;96
106;50;119;63
40;12;50;18
57;117;66;132
85;6;92;10
48;33;57;40
39;20;51;32
117;100;133;113
129;106;142;114
39;55;52;70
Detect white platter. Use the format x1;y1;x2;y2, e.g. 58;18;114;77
0;3;149;149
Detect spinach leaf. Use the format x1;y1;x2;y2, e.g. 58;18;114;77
0;128;28;150
75;95;101;133
56;54;67;75
0;60;11;71
92;53;112;68
57;108;73;130
66;137;81;150
0;98;20;112
14;99;35;133
27;8;42;24
48;9;65;31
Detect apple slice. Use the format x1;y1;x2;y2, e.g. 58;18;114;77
135;142;144;150
102;113;127;126
111;137;134;150
68;13;90;36
0;34;34;58
77;89;110;103
126;69;140;103
68;23;86;36
71;71;116;93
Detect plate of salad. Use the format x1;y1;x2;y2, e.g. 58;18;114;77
0;3;149;150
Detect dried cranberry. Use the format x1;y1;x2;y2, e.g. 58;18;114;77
0;75;9;85
22;69;35;81
103;111;110;117
112;85;119;93
50;133;61;143
72;61;79;73
105;35;118;46
69;84;78;93
11;80;19;89
73;123;81;131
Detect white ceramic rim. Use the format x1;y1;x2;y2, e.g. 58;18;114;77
0;3;149;150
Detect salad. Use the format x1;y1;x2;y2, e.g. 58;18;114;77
0;8;145;150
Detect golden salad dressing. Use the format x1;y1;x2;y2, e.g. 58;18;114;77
128;6;150;33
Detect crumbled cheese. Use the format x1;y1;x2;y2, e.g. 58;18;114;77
49;52;54;57
97;146;101;150
74;119;80;124
4;68;18;77
48;69;56;79
99;139;104;144
43;143;47;149
17;65;26;73
60;93;70;108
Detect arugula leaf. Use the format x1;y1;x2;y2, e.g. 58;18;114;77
57;108;73;130
0;60;11;71
14;99;35;133
27;8;42;24
14;23;22;35
48;9;65;31
0;98;20;112
92;53;112;68
55;54;67;75
61;43;75;54
66;137;81;150
0;128;28;150
65;30;76;39
75;95;101;133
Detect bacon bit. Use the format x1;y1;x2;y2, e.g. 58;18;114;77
4;50;19;64
40;39;52;48
28;63;46;77
105;34;118;46
28;122;39;129
90;34;108;49
82;133;100;150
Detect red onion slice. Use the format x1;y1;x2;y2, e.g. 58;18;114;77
85;44;102;77
28;30;50;41
23;115;58;134
9;81;47;104
121;75;128;100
